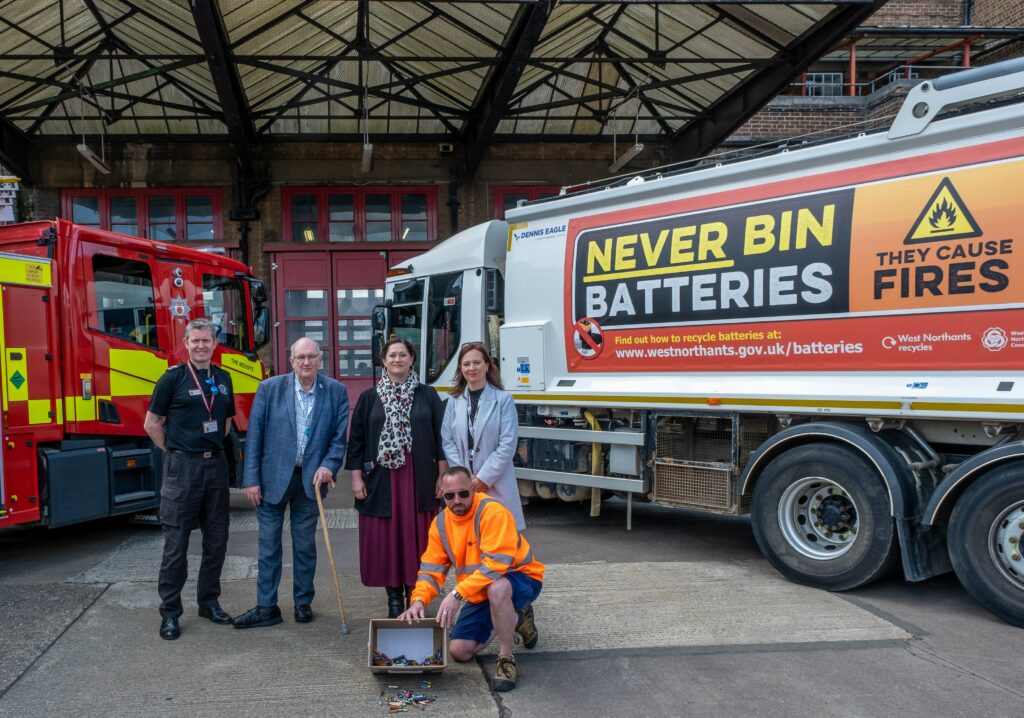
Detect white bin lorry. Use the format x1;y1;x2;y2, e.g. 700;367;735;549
374;59;1024;627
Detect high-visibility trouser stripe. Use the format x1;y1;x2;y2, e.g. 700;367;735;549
483;551;514;565
420;562;449;573
417;574;442;593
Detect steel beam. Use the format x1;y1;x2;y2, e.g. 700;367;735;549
190;0;257;173
458;2;552;179
0;118;29;180
665;1;888;164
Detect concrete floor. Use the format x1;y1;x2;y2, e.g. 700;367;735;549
1;485;1022;717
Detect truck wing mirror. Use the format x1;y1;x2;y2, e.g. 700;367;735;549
371;304;389;368
250;280;268;304
252;305;269;350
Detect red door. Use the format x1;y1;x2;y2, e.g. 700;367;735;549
332;252;384;409
272;248;430;410
272;252;332;374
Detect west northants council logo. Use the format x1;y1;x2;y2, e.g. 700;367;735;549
170;296;191;322
904;177;982;244
981;327;1007;352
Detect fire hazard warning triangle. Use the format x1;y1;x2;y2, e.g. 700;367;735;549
904;176;982;244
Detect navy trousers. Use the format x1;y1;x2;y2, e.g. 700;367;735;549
255;469;319;607
158;450;230;619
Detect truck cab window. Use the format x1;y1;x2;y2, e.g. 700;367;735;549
202;274;245;350
91;255;158;348
426;272;462;383
392;278;425;377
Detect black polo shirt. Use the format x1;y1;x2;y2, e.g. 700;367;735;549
149;362;236;452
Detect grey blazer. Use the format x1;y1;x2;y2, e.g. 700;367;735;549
242;372;349;505
441;383;523;529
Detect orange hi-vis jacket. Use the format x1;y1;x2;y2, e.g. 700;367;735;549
410;493;544;606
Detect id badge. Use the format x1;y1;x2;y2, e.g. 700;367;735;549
202;420;219;434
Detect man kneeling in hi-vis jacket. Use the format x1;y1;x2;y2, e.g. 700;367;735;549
399;465;544;691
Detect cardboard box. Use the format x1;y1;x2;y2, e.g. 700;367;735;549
368;618;447;674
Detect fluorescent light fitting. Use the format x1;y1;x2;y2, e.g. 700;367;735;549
361;142;374;173
608;142;644;174
77;142;111;174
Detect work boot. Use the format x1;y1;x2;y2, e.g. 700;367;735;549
386;586;404;618
515;604;538;649
492;654;517;692
403;585;413;610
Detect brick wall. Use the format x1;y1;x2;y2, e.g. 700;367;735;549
971;0;1024;26
971;0;1024;64
871;0;964;26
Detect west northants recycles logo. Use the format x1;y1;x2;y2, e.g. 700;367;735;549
981;327;1007;352
904;177;982;244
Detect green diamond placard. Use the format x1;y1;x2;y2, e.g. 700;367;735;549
10;370;24;389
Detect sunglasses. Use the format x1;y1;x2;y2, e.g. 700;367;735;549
442;489;472;501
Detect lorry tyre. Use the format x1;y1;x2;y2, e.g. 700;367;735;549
751;444;898;591
947;465;1024;627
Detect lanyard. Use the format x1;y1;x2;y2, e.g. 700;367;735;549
186;362;215;419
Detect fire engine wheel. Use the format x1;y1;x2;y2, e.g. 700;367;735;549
947;465;1024;627
751;444;898;592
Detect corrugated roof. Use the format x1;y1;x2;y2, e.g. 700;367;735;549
6;1;1005;176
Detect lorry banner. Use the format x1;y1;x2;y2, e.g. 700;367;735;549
564;157;1024;372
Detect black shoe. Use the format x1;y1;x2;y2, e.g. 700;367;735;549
403;585;413;610
159;616;180;640
198;602;232;624
386;587;404;618
232;605;283;629
294;604;313;623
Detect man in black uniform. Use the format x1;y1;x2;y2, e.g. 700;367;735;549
145;317;237;640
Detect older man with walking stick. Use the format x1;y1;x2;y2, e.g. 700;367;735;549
233;337;349;628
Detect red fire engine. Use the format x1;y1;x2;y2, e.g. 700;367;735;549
0;219;268;528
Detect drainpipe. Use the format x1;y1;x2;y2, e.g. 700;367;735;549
848;40;858;97
448;176;460;235
963;0;973;25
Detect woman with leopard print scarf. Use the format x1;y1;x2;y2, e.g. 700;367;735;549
346;337;448;617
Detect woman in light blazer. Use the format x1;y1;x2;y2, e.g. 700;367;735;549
441;341;524;530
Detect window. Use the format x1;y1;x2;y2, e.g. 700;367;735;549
148;196;176;242
492;185;561;220
391;278;426;377
328;194;355;242
202;274;245;351
285;289;330;374
282;187;437;243
91;254;157;348
110;196;138;235
337;288;382;377
72;196;100;227
61;189;223;241
426;272;462;383
401;194;428;241
805;72;844;97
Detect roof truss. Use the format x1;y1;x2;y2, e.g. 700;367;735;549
5;0;996;178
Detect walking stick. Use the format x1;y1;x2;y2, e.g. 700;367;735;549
315;485;350;635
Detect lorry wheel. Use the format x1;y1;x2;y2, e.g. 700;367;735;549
751;444;898;591
947;465;1024;627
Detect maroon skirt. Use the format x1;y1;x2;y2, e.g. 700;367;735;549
358;452;436;587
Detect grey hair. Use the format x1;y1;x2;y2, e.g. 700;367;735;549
184;317;216;340
290;336;322;355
